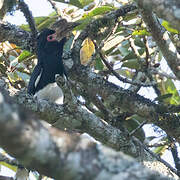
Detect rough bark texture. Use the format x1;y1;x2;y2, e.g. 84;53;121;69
0;88;175;180
135;0;180;32
0;20;35;52
135;0;180;80
0;2;179;179
16;89;135;155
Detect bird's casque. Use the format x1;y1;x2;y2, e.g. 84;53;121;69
28;28;66;104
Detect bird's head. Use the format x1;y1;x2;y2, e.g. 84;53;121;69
37;28;62;54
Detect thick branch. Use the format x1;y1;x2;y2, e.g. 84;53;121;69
18;0;38;41
68;65;180;141
0;2;179;144
0;88;174;180
135;0;180;79
15;90;135;155
69;4;180;141
0;20;35;52
136;0;180;32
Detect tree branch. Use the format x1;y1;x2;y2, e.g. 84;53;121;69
0;1;179;145
0;88;174;180
135;0;180;32
0;20;35;52
135;0;180;80
17;0;38;42
93;41;156;87
69;65;180;141
133;137;179;177
68;4;180;141
14;89;135;154
47;0;61;16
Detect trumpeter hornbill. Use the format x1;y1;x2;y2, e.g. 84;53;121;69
28;28;66;104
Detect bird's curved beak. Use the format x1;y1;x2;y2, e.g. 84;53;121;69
47;33;57;42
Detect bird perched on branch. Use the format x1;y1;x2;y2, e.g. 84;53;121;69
28;28;66;104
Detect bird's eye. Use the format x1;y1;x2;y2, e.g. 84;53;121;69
47;34;56;42
49;35;53;40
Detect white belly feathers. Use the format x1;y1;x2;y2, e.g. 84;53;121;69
34;82;64;104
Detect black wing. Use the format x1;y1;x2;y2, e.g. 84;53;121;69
27;63;42;95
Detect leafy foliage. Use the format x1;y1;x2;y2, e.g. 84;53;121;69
0;0;180;179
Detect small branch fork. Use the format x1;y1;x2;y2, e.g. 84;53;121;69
93;40;156;87
47;0;61;17
133;136;179;178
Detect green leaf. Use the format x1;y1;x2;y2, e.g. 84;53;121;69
153;146;167;155
158;51;163;62
121;40;129;48
138;48;145;55
118;40;131;57
162;20;179;34
132;29;150;36
122;52;137;61
153;137;168;155
124;118;145;142
106;48;120;56
122;59;140;70
20;15;57;31
0;162;17;172
134;38;145;48
74;18;92;31
123;12;138;21
75;6;114;31
115;26;125;33
95;58;104;70
78;0;94;7
37;17;57;31
130;114;146;123
18;50;32;63
35;16;49;26
117;69;133;79
53;0;82;8
154;93;173;102
20;16;48;31
158;78;180;105
83;6;114;19
53;0;93;8
20;24;30;31
0;63;7;74
118;46;130;56
49;11;57;17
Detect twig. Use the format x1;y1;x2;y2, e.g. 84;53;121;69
143;37;150;68
150;68;178;80
68;76;113;121
168;137;180;176
100;21;120;48
47;0;61;17
147;142;171;148
93;41;156;87
132;136;179;177
18;0;38;42
129;120;147;136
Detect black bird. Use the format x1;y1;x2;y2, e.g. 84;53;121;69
28;28;66;104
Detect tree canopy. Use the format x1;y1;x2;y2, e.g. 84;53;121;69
0;0;180;179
